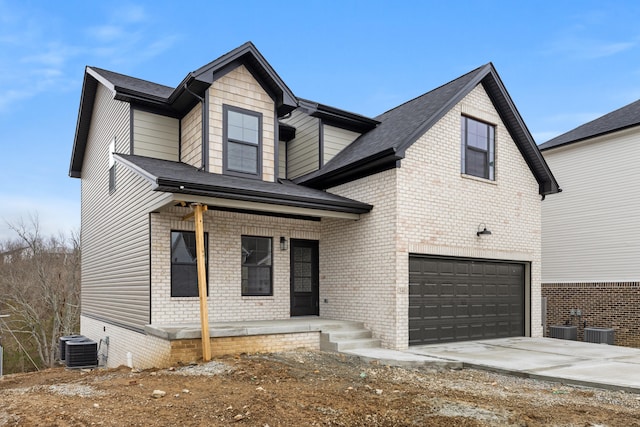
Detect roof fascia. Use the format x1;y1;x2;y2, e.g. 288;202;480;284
155;177;372;213
113;154;160;188
480;66;560;195
189;42;297;115
69;69;99;178
298;98;379;133
166;193;362;220
296;148;401;189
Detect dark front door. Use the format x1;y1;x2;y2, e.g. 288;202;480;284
290;239;319;316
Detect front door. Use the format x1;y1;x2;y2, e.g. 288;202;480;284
290;239;319;316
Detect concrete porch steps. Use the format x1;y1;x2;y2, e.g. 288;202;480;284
320;321;381;352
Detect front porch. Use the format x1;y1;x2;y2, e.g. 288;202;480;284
144;317;380;364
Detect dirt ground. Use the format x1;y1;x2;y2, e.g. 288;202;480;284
1;350;639;427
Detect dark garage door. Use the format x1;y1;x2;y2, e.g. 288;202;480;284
409;255;525;345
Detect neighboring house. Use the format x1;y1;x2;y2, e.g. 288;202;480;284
69;42;559;368
539;99;640;346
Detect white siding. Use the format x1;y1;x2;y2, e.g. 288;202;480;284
80;84;167;331
281;110;319;179
133;109;179;161
323;125;360;164
542;127;640;282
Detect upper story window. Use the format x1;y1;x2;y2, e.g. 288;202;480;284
461;116;495;180
224;105;262;178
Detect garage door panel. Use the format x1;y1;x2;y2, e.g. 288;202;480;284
409;256;525;345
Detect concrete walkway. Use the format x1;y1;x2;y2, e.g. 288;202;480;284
403;337;640;393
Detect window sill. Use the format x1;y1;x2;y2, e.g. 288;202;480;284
241;295;274;300
461;173;497;185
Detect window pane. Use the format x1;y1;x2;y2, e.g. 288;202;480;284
227;110;259;144
466;149;488;178
228;141;258;174
241;236;272;296
171;231;208;297
462;117;494;180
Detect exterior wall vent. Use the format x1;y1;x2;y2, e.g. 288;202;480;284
584;327;615;345
59;335;85;362
548;325;577;340
65;339;98;368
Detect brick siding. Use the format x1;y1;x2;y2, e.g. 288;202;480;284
542;282;640;347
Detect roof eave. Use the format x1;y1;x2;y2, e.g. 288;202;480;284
69;69;99;178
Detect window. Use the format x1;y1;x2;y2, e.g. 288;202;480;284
171;231;208;297
241;236;272;296
224;105;262;177
461;116;495;180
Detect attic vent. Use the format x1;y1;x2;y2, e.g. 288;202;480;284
548;325;577;340
584;327;614;345
59;335;85;362
65;339;98;368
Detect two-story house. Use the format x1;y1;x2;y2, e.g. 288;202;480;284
540;98;640;346
70;42;559;368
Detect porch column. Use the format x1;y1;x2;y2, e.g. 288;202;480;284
192;203;211;361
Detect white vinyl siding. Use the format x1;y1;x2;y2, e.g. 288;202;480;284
542;127;640;282
278;140;286;179
80;84;167;331
132;110;179;161
281;110;319;179
323;125;360;164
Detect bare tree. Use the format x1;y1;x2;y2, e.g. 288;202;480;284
0;214;80;369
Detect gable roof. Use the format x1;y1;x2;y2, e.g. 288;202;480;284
115;154;372;215
70;42;297;178
297;63;560;196
539;98;640;151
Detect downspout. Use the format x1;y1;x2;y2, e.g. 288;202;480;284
183;83;208;172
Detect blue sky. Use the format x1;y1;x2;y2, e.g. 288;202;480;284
1;1;639;240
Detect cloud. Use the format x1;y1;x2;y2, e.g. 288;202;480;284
0;194;80;241
544;36;635;60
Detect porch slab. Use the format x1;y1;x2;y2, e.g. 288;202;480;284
145;317;364;340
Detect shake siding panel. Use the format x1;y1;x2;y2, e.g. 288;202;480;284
542;129;640;282
278;140;286;179
323;125;360;164
133;110;179;161
81;84;167;331
181;103;202;168
281;110;319;179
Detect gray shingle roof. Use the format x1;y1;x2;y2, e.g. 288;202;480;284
297;63;560;196
114;154;372;214
88;67;174;100
296;65;488;185
539;98;640;151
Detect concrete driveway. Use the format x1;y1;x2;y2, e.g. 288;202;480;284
407;337;640;393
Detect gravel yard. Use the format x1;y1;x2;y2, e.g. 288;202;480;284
1;350;639;426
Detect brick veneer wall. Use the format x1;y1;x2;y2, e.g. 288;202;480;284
151;206;321;324
542;283;640;347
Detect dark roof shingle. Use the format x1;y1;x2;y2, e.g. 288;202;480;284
115;154;372;214
539;98;640;150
